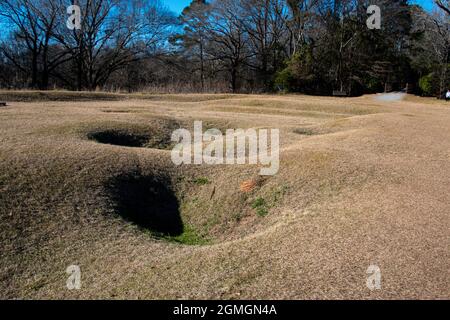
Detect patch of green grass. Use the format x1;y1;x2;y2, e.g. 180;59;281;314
250;186;289;217
255;207;269;217
192;177;210;185
165;225;210;246
252;197;266;209
252;197;269;217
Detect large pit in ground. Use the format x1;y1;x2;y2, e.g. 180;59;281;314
88;130;151;147
92;119;273;244
106;173;183;237
86;120;180;149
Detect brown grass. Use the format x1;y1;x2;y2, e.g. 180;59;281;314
0;91;449;299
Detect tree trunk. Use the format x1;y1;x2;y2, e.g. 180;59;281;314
41;44;49;90
199;37;205;92
31;50;38;89
231;67;237;93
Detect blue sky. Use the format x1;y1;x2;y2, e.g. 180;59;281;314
164;0;191;14
163;0;435;14
414;0;435;10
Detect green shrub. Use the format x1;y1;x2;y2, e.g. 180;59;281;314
365;78;384;93
419;73;434;96
274;46;314;93
274;67;294;92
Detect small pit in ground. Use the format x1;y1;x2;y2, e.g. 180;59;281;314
293;128;318;136
102;109;133;113
107;173;183;237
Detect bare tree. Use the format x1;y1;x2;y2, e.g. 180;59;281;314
51;0;174;91
411;5;449;97
239;0;289;89
0;0;445;95
206;0;253;93
0;0;60;88
435;0;450;15
285;0;320;56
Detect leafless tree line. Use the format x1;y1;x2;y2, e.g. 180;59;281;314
0;0;448;96
0;0;175;90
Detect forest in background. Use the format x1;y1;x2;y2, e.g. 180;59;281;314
0;0;448;96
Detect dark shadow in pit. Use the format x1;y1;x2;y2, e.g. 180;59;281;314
88;130;150;147
107;174;183;236
88;130;150;148
87;127;176;149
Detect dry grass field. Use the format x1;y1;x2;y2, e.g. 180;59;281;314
0;91;449;299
